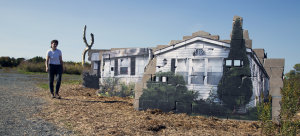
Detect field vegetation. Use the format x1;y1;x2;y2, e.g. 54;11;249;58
0;56;91;75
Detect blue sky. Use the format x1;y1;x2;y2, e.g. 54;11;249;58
0;0;299;74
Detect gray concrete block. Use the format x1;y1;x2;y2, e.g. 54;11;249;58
220;40;231;43
202;35;219;40
253;49;265;58
133;99;139;109
245;39;252;48
272;97;282;107
270;87;282;97
158;100;175;110
183;36;195;40
168;40;182;45
153;45;169;52
265;67;272;77
192;31;211;36
270;78;283;88
271;68;284;78
264;59;285;68
135;90;143;99
176;102;192;113
140;100;158;110
243;30;249;39
272;107;281;123
272;116;280;124
258;58;264;65
232;15;243;28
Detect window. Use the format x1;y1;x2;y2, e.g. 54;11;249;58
119;58;129;75
94;61;98;70
226;60;232;66
120;67;128;74
234;60;241;66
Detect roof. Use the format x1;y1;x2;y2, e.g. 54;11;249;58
154;36;231;55
102;48;151;59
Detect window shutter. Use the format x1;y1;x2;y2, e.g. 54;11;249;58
171;58;176;73
114;59;118;76
97;61;100;76
131;57;135;75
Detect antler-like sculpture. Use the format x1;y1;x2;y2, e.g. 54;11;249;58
82;25;94;66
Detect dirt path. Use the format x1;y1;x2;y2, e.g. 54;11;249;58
0;68;74;136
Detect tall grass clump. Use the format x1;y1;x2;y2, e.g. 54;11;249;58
17;56;91;75
17;61;46;73
257;75;300;135
279;76;300;135
256;93;276;135
98;76;135;98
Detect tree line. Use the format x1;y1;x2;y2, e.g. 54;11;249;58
0;56;91;67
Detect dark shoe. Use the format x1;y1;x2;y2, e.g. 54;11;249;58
55;94;61;99
50;93;55;98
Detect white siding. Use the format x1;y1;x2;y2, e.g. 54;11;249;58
156;41;230;100
247;54;269;108
101;55;150;85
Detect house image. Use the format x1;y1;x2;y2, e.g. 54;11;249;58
87;15;284;122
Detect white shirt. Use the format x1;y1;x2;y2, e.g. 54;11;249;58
46;49;62;65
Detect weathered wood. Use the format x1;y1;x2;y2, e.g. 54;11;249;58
82;25;94;66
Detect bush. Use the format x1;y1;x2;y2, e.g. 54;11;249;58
98;76;135;98
279;76;300;135
28;56;45;63
0;56;11;67
0;56;24;67
17;61;45;73
139;71;199;113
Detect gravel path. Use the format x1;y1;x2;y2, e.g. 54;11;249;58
0;68;75;136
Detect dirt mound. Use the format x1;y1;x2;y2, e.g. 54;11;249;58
34;84;263;135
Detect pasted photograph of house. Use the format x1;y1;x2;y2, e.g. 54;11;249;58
87;15;284;121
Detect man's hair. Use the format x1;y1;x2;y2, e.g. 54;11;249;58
50;40;59;48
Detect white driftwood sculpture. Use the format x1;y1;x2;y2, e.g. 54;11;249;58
82;25;94;66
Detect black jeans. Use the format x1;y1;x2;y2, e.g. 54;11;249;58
48;64;62;94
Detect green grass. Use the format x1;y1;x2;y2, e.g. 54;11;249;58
38;83;49;90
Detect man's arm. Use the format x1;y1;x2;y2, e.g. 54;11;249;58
59;55;64;73
45;56;50;72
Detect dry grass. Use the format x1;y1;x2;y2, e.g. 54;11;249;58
33;84;265;136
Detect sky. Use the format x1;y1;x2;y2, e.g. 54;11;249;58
0;0;299;74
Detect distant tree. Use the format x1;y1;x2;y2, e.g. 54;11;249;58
16;58;25;65
0;57;12;67
11;57;17;67
217;18;253;110
285;63;300;78
28;56;46;63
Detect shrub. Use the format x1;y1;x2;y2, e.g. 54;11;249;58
98;76;135;98
217;18;253;110
99;75;120;97
279;76;300;135
28;56;45;63
139;71;199;113
0;56;11;67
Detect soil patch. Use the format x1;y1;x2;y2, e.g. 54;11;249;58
33;84;264;135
